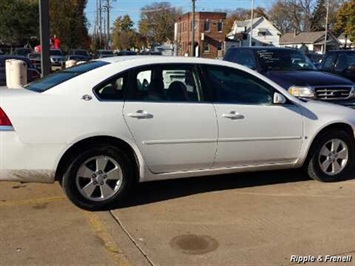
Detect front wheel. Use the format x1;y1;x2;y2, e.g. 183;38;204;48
62;145;134;210
305;131;355;182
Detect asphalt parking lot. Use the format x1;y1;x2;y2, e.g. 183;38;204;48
0;170;354;266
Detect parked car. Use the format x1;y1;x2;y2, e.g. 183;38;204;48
67;49;91;61
0;55;40;86
96;49;115;58
50;49;66;71
318;50;355;82
115;50;137;56
65;55;89;63
14;47;32;57
1;56;354;210
27;52;41;72
223;47;355;109
140;50;162;55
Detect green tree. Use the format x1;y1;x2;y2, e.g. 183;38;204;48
49;0;89;51
0;0;39;46
334;0;355;42
139;2;182;47
310;0;326;31
112;15;137;50
269;0;343;33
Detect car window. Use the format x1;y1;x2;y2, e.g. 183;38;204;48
50;50;63;56
126;64;203;103
256;49;316;71
202;65;274;105
321;54;337;70
25;61;108;92
234;49;256;69
94;72;127;101
335;53;355;71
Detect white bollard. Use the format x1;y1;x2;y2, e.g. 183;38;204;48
5;59;27;89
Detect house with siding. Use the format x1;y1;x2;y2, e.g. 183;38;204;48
279;31;340;53
226;16;281;47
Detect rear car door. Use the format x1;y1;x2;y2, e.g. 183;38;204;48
123;64;217;173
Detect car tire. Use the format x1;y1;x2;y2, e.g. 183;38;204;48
306;131;355;182
61;145;134;211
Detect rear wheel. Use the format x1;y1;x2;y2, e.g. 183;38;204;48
306;131;355;182
62;145;134;210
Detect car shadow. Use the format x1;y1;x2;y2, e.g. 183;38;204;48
114;169;309;209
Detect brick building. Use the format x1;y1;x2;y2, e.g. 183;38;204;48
176;12;227;59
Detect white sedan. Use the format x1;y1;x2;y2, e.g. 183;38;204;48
1;56;354;210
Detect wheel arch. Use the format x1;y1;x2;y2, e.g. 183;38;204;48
302;122;355;166
55;136;141;183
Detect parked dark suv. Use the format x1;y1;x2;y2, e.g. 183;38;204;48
318;50;355;82
223;47;355;108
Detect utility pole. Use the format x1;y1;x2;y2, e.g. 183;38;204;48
324;0;329;54
99;0;102;48
39;0;50;77
191;0;196;57
249;0;254;47
103;0;112;49
107;2;110;49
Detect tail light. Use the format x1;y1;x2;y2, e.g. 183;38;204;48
0;107;12;126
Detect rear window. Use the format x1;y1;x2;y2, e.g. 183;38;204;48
24;61;108;92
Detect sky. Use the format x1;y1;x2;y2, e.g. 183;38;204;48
85;0;276;33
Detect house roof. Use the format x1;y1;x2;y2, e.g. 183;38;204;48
280;31;339;45
234;17;263;29
227;16;280;39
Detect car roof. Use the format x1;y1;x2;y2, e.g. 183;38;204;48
326;50;355;54
228;46;298;51
96;55;241;66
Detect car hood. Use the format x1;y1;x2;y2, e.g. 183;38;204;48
264;70;354;89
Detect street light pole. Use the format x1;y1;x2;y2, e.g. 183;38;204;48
39;0;50;77
324;0;329;54
106;0;110;49
191;0;196;57
249;0;254;47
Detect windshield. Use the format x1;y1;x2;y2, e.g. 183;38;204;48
24;61;108;92
50;50;63;56
256;49;317;71
74;50;89;56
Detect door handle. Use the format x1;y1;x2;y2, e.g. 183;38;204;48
127;110;153;119
222;112;244;120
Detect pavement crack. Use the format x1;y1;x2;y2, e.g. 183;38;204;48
109;210;156;266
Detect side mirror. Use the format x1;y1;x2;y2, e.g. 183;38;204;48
273;92;287;104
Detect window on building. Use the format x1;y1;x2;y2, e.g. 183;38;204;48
204;20;210;31
217;42;222;51
203;41;210;53
217;21;223;32
191;20;197;31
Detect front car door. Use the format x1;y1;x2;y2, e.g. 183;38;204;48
123;63;217;173
200;64;304;168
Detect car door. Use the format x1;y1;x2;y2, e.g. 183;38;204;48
123;64;217;174
201;64;304;168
